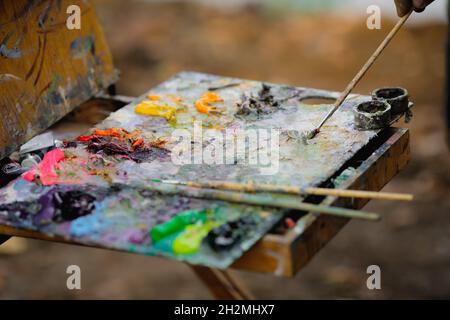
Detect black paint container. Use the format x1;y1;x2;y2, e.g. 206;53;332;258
354;100;392;130
372;87;409;114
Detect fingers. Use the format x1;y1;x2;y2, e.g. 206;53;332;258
395;0;413;17
412;0;435;12
395;0;435;16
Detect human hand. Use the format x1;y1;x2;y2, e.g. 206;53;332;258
394;0;436;17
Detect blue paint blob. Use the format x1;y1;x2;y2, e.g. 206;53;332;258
70;201;106;237
70;35;95;59
0;44;22;59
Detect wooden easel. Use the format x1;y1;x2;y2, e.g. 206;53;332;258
0;0;410;299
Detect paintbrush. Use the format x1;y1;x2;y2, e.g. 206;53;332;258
303;11;413;140
155;179;413;202
144;181;380;221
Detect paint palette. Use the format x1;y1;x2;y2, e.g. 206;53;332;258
0;72;380;268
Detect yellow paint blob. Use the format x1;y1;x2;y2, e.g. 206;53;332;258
135;101;177;124
172;221;217;255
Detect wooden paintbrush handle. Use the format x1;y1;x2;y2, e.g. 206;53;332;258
303;187;413;201
316;11;412;130
166;180;413;201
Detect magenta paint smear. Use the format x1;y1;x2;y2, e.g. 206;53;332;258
23;148;65;185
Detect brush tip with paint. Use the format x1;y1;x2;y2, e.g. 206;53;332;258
301;128;320;144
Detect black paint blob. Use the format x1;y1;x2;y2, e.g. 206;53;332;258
236;84;281;119
207;217;256;252
52;190;96;221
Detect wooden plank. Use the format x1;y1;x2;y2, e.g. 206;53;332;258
0;0;117;160
232;128;410;277
0;225;68;243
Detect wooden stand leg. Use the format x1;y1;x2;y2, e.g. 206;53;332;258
190;265;255;300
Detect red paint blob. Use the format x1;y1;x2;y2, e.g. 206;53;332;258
77;135;96;142
285;217;296;229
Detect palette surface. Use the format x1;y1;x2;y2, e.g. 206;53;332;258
0;72;377;268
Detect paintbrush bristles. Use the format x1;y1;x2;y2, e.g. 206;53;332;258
301;128;320;142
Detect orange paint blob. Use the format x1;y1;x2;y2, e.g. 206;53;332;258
94;128;124;138
195;92;224;114
147;94;160;101
132;138;144;148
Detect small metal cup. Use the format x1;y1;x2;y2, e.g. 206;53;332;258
372;87;409;114
354;100;392;130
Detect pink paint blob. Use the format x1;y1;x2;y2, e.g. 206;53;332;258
23;168;37;182
23;149;65;185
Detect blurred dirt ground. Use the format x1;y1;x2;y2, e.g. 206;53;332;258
1;1;450;299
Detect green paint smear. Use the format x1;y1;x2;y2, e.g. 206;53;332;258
150;209;208;242
333;167;357;187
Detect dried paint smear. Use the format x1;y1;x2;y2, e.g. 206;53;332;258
0;72;377;269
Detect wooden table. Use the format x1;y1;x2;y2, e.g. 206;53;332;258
0;97;410;299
